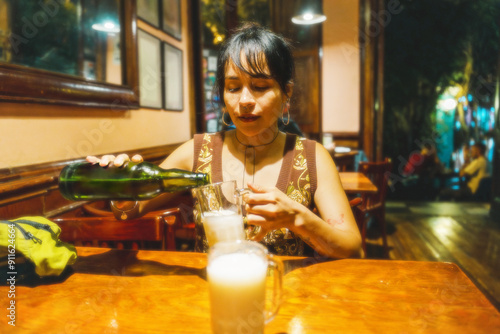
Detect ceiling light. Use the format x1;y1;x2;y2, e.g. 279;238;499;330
291;12;326;25
92;21;120;33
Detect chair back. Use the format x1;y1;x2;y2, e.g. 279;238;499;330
358;158;392;210
51;215;168;249
51;204;185;250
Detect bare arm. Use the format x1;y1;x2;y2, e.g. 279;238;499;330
87;139;195;219
301;143;362;257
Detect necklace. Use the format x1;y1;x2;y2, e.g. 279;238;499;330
234;130;280;186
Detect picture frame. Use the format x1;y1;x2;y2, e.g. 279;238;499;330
138;29;163;109
162;42;183;111
161;0;182;40
137;0;160;28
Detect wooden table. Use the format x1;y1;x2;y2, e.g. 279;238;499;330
2;247;499;333
339;171;378;194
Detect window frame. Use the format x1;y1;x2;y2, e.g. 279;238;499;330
0;0;139;110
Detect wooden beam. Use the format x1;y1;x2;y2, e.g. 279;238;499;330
359;0;385;162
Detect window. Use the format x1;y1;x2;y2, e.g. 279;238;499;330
0;0;139;110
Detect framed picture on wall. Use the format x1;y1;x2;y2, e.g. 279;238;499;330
162;42;183;111
138;30;162;109
137;0;160;28
161;0;181;40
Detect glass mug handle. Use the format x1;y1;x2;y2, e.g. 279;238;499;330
234;188;262;239
264;254;284;324
235;187;251;205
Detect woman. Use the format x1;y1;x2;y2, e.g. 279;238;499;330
88;23;361;258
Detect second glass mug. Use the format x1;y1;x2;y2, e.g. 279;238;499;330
207;240;283;333
191;180;257;248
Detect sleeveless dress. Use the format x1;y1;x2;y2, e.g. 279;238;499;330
192;131;317;256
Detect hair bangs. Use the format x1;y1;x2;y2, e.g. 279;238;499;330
228;39;271;79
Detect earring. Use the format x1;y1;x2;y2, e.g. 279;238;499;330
281;99;290;126
222;108;230;126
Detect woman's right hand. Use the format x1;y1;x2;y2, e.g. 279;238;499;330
86;153;144;167
86;153;145;220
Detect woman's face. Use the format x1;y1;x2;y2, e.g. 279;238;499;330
223;57;290;139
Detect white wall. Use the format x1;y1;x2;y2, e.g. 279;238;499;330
0;104;191;169
322;0;360;134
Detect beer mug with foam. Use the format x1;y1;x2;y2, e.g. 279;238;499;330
207;240;284;333
191;180;246;247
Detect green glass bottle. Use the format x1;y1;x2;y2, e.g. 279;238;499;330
58;162;210;201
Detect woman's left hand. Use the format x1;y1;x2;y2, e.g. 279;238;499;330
244;183;303;241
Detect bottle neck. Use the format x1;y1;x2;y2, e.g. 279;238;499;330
200;172;211;186
158;168;210;192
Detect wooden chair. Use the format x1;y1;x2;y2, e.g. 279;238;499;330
349;197;363;210
82;204;191;249
348;196;363;229
51;215;167;250
357;158;393;256
51;204;190;251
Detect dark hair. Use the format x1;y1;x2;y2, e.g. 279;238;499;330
213;23;294;107
473;142;486;155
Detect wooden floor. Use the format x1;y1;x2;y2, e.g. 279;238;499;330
364;201;500;311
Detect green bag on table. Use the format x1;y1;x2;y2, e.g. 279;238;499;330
0;216;77;281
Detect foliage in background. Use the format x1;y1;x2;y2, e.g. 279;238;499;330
383;0;500;163
201;0;270;47
200;0;226;46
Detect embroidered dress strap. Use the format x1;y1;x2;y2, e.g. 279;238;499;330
192;133;205;172
276;134;298;193
283;136;312;208
211;132;224;183
192;132;225;183
303;138;317;207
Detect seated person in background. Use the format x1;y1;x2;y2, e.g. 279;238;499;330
402;143;444;200
87;23;361;259
403;143;443;178
459;142;488;195
438;142;488;201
